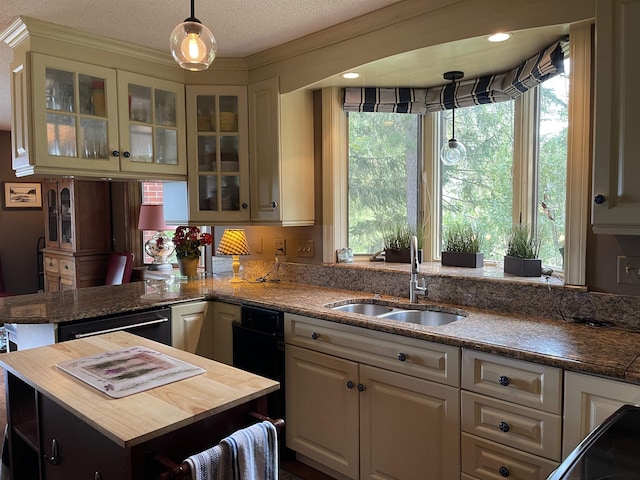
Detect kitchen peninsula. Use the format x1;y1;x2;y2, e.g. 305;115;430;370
0;331;279;479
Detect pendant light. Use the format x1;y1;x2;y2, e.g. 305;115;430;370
169;0;217;71
440;71;466;166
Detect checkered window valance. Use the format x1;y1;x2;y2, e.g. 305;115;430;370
343;38;568;114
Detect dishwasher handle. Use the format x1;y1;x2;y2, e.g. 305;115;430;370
73;317;169;339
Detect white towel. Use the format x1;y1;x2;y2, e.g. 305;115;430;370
185;421;278;480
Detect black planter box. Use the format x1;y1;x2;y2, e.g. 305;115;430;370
503;255;541;277
385;248;423;263
441;252;483;268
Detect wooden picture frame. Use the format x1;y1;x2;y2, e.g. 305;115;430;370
2;182;42;209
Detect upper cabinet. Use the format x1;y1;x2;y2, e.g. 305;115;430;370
592;0;640;234
186;85;250;224
249;77;315;226
8;49;186;180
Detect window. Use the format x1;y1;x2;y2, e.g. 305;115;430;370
347;112;421;254
347;68;569;269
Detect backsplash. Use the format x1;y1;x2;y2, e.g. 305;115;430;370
240;259;640;332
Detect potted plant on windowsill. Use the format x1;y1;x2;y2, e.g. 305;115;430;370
441;222;483;268
504;224;541;277
382;224;422;263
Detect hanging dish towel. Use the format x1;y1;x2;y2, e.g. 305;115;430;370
222;421;278;480
184;421;278;480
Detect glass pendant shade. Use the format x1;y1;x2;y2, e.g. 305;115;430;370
440;71;466;166
170;20;217;71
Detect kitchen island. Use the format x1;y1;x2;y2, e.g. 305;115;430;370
0;331;279;479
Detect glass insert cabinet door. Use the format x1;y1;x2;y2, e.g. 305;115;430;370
186;86;249;222
31;53;120;173
44;181;75;251
117;71;186;177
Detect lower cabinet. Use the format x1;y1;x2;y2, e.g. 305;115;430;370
563;371;640;458
461;349;562;480
170;301;209;355
210;301;240;365
43;250;109;291
285;314;460;480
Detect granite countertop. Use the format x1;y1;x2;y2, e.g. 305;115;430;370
2;276;640;385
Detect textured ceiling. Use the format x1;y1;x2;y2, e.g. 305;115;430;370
0;0;403;130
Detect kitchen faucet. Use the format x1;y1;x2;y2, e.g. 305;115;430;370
410;235;427;303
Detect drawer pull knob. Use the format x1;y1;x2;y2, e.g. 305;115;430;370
499;466;510;477
499;421;510;433
311;332;318;340
357;383;365;392
498;375;510;387
397;352;407;362
346;380;354;389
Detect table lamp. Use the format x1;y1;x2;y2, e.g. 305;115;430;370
216;229;250;283
138;204;175;271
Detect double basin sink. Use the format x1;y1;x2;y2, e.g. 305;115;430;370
328;300;467;327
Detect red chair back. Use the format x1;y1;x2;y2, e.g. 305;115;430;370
105;253;134;285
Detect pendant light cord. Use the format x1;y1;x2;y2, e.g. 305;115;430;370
451;79;456;139
190;0;195;18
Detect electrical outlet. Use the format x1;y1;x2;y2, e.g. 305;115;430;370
617;256;640;284
253;237;263;254
275;238;286;255
296;239;315;258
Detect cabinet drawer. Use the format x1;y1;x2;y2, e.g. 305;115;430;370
285;313;460;387
462;350;562;414
59;258;75;277
461;391;561;461
462;433;558;480
44;256;59;274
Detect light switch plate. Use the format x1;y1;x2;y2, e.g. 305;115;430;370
296;239;315;258
275;239;286;255
617;256;640;284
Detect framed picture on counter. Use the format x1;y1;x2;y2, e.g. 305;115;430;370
2;182;42;209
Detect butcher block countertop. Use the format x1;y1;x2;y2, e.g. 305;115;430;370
0;331;279;448
2;276;640;385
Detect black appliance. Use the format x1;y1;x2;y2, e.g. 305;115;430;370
232;305;285;421
57;306;172;345
548;404;640;479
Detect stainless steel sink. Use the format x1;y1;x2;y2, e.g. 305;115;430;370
378;309;463;326
329;301;466;326
332;303;395;316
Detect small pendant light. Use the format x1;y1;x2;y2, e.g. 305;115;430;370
440;71;466;166
169;0;217;71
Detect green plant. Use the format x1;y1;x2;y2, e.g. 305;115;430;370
443;223;482;253
382;224;422;250
506;224;540;259
172;226;212;259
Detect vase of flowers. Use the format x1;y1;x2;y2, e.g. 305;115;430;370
172;226;212;278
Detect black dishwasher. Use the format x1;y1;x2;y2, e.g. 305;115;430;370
232;306;285;421
57;306;172;345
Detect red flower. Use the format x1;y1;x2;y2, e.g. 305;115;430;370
172;226;212;259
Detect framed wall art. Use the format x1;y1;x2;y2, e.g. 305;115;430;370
2;182;42;209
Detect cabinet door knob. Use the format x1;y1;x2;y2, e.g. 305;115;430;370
112;150;120;157
311;332;318;340
499;421;510;433
499;466;510;477
123;151;131;158
397;352;407;362
357;383;365;392
498;375;510;387
594;194;606;204
241;202;248;209
270;201;278;208
46;438;60;465
346;380;354;389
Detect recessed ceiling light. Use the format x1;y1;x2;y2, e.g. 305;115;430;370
342;72;360;79
487;32;512;43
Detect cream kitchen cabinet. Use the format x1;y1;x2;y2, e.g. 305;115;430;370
186;86;250;224
285;313;460;480
8;51;186;180
210;301;240;365
592;0;640;234
248;77;315;226
461;350;562;480
563;371;640;458
171;301;209;355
